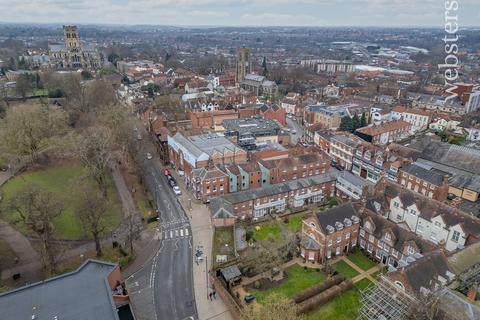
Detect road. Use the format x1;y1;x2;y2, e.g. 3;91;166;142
126;132;197;320
286;116;305;145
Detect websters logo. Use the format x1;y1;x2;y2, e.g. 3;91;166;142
438;0;460;101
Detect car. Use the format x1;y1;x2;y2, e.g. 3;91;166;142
168;179;176;188
163;168;170;176
173;186;182;195
168;175;176;184
146;152;152;160
287;114;293;119
136;134;142;140
291;130;297;134
244;294;256;303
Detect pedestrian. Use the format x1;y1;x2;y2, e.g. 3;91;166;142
209;292;212;301
213;291;216;299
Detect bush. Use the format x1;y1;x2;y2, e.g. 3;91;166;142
283;217;289;224
297;279;353;314
48;88;64;98
147;215;158;224
246;230;254;241
293;275;345;303
119;246;129;257
254;280;261;289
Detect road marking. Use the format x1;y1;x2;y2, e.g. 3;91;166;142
170;230;173;238
175;229;179;237
185;228;189;236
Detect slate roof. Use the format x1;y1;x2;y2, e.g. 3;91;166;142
220;265;242;282
401;163;446;186
0;260;119;320
391;251;451;293
315;203;358;232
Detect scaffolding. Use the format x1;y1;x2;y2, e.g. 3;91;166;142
456;263;480;293
357;276;416;320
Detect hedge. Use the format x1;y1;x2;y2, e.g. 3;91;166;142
297;279;353;314
292;274;345;304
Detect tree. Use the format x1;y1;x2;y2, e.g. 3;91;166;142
15;74;33;99
81;70;93;80
352;114;361;130
339;116;353;132
261;56;268;77
0;98;6;118
0;104;67;163
241;293;304;320
360;112;367;127
73;126;113;198
7;184;64;273
76;184;108;257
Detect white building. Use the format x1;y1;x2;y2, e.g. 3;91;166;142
391;106;431;134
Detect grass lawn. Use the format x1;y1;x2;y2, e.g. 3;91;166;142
0;163;122;240
347;250;377;271
213;226;235;261
252;212;307;241
0;239;17;271
305;278;372;320
333;260;359;278
250;265;326;303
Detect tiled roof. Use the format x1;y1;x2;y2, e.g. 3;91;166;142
356;120;411;136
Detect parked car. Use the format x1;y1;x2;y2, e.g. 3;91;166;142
168;179;176;188
163;168;170;176
244;294;256;303
291;130;297;134
173;186;182;195
146;152;152;160
137;134;142;140
167;175;176;185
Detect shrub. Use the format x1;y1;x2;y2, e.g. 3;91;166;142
254;280;261;289
293;275;345;303
283;217;289;224
297;279;353;314
246;230;254;241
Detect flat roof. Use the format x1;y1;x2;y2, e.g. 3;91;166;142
0;260;119;320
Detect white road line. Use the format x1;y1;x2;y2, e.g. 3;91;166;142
185;228;189;236
180;229;184;237
175;229;179;237
170;230;173;238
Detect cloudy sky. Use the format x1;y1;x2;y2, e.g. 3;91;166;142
1;0;479;27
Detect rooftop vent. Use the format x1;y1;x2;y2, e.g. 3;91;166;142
326;225;335;234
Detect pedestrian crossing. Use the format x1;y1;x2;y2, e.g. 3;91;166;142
163;227;190;240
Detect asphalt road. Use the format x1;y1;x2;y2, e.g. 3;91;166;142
127;133;196;320
286;116;305;145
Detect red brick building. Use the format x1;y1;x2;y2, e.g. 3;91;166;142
355;120;411;145
398;163;449;201
301;203;360;262
258;104;287;126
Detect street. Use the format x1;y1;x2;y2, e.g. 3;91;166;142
126;132;196;320
286;116;305;145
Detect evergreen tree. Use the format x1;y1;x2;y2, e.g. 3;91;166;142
339;116;353;132
261;56;268;76
360;112;367;127
352;113;361;131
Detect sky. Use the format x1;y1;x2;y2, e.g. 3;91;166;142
0;0;479;27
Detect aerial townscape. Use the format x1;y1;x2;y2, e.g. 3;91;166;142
0;1;480;320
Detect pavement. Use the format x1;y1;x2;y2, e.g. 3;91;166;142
125;128;196;320
173;173;233;320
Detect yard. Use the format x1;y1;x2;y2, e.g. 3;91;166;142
249;265;326;303
0;163;122;240
332;260;359;278
305;278;372;320
251;211;307;241
212;226;236;263
347;250;377;271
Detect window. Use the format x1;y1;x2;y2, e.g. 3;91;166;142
336;236;341;243
328;239;332;247
360;229;365;237
360;239;366;248
375;250;382;259
384;233;391;241
369;235;375;243
345;232;350;239
430;232;437;241
417;224;423;233
378;240;384;248
392;249;398;258
434;221;441;227
452;230;460;243
367;243;373;253
393;201;400;208
407;246;415;255
410;209;416;215
336;247;340;255
396;214;402;221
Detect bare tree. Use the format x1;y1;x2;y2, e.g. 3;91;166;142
0;104;67;163
76;184;108;257
73;126;113;198
7;184;63;273
123;214;143;255
15;74;32;99
241;293;304;320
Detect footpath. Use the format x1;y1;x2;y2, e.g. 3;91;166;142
172;170;233;320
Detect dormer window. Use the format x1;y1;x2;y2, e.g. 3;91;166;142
356;150;362;157
384;233;391;241
364;151;371;160
410;209;416;215
393;201;400;208
310;222;316;228
375;158;383;166
390;165;398;173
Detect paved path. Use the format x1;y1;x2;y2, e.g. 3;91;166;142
339;256;379;283
173;171;233;320
110;162;137;219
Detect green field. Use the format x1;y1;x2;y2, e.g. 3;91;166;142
333;260;360;278
0;163;122;240
305;278;372;320
249;265;326;303
347;250;377;271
